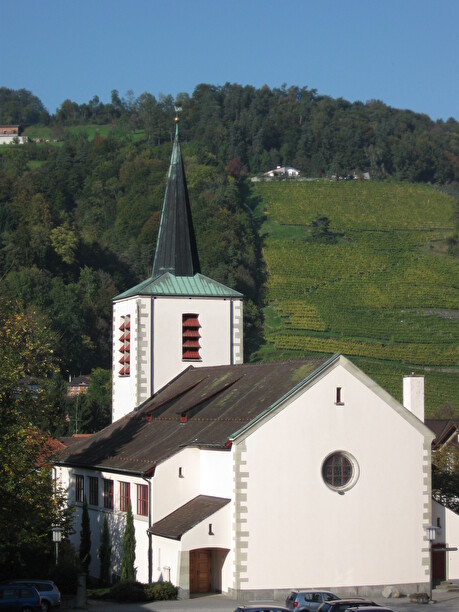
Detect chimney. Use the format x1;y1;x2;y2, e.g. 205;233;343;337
403;375;425;422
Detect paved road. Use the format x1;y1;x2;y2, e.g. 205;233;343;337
81;589;459;612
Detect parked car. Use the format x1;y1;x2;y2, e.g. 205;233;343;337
234;607;290;612
347;608;393;612
286;590;340;611
0;583;42;611
7;581;60;612
317;600;380;612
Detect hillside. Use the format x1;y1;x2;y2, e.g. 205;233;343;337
252;180;459;416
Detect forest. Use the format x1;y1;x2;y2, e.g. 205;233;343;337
0;84;458;436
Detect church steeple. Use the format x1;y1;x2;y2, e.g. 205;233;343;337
152;114;201;279
112;111;243;423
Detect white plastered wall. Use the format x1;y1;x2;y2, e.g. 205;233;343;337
432;499;459;581
152;296;242;394
112;295;243;422
56;466;151;583
153;448;232;522
231;361;431;592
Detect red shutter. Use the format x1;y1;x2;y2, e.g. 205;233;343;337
182;314;201;360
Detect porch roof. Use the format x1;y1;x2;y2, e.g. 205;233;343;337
148;494;230;540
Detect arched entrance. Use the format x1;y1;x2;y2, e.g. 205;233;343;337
189;548;229;594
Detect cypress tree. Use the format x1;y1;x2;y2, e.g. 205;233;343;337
121;501;136;582
98;515;111;586
79;497;91;573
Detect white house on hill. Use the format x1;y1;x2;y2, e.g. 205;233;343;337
53;117;459;600
264;165;300;178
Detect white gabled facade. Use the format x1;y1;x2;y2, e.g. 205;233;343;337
112;294;243;422
228;358;433;598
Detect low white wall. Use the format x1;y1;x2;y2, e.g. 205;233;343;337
432;499;459;581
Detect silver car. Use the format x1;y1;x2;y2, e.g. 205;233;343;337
8;580;61;612
286;590;340;611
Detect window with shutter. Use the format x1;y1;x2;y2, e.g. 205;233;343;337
182;313;201;360
119;315;131;376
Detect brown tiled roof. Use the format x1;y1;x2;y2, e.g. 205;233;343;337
149;495;230;540
53;357;333;475
425;419;459;448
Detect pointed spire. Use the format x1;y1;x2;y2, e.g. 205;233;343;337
152;112;201;279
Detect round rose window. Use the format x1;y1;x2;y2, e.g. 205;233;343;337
322;452;359;491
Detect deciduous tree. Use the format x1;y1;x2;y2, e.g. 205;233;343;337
0;303;73;576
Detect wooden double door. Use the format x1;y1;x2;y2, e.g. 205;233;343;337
190;549;212;593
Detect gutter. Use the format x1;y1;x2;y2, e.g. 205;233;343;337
53;461;156;478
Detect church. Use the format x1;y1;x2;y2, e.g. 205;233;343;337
54;117;459;600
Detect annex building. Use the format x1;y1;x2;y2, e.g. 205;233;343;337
54;118;459;600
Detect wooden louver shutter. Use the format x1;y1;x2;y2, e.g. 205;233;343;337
182;313;201;360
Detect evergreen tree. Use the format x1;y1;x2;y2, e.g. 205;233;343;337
98;515;111;586
79;497;91;573
121;501;136;582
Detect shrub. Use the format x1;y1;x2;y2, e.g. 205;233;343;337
145;581;179;601
109;580;146;602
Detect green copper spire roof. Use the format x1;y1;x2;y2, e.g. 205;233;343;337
151;117;201;278
113;114;243;302
114;272;242;300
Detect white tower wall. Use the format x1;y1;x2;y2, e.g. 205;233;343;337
112;295;243;422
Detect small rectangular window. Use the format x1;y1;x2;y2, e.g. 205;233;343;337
75;474;84;503
89;476;98;506
103;478;114;510
120;481;130;512
136;484;148;516
335;387;343;405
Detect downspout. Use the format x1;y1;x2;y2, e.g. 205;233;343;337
143;467;155;584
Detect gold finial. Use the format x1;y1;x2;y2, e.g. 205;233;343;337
174;105;182;124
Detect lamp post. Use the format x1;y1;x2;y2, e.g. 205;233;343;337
52;526;63;565
425;525;438;601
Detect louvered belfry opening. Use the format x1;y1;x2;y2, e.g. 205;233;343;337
119;315;131;376
182;313;201;360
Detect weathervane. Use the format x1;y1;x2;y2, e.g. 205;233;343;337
174;105;182;124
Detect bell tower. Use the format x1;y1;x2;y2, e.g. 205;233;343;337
111;115;243;422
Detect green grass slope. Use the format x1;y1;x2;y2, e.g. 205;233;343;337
252;180;459;416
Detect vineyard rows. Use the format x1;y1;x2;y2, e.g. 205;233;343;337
253;180;459;414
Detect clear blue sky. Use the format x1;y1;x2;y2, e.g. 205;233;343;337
2;0;458;121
